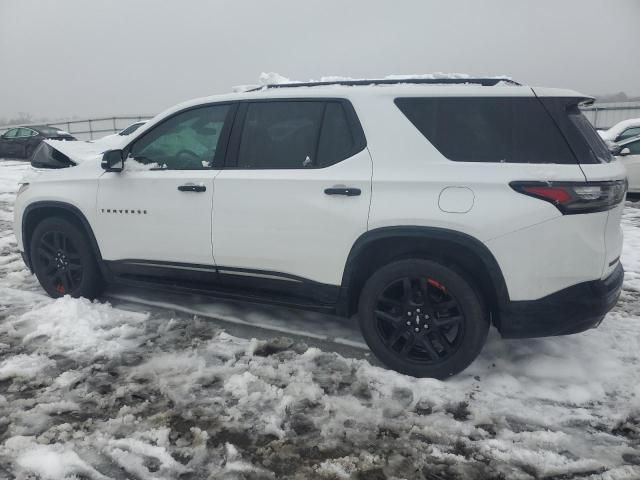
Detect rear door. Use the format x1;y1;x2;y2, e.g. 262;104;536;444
211;99;371;296
95;103;235;276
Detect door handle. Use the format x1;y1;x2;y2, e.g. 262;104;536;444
178;183;206;192
324;187;361;196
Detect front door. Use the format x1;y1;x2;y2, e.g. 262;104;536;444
211;100;372;296
95;103;235;274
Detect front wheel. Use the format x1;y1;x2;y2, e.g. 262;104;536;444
30;217;104;299
358;259;488;379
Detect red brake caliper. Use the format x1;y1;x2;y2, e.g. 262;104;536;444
56;284;66;294
427;278;446;292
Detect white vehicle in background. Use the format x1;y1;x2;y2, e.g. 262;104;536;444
13;77;627;378
614;135;640;193
90;121;147;149
598;118;640;145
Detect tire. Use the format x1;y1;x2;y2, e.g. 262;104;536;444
358;259;488;379
30;217;104;299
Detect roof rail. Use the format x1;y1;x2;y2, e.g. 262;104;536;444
249;77;520;91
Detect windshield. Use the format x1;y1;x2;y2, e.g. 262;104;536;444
35;126;63;135
119;122;145;136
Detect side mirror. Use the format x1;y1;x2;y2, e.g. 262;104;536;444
101;149;124;172
619;147;631;157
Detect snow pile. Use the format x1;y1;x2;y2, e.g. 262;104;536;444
2;296;149;361
0;353;54;381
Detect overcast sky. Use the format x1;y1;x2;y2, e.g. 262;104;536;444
1;0;639;121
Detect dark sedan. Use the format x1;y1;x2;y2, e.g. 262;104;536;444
0;126;76;159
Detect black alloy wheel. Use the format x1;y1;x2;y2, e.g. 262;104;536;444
36;230;84;295
374;276;465;363
30;217;104;299
358;259;489;378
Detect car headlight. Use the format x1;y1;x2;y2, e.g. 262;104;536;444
17;183;29;196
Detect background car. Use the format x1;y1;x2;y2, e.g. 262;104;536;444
614;134;640;194
598;118;640;146
89;120;147;150
0;125;75;160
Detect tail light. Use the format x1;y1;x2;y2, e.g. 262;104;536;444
510;180;627;214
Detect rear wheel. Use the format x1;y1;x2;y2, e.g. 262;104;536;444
358;259;488;378
30;217;104;299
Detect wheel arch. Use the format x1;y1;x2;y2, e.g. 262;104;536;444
22;201;104;272
338;227;510;328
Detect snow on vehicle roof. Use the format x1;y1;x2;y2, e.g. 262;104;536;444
232;71;519;92
600;117;640;141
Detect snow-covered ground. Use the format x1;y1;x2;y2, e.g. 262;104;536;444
1;159;640;479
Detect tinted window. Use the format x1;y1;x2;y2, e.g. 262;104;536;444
238;102;324;169
395;97;576;163
35;126;62;135
618;127;640;142
119;122;145;136
566;106;613;163
317;102;356;166
3;129;18;138
130;105;230;170
626;139;640;155
16;128;31;137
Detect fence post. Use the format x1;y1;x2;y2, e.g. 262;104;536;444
112;117;117;134
594;107;599;129
88;119;93;140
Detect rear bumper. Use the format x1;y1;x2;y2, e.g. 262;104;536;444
498;262;623;338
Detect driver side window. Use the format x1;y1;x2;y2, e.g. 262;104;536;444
627;139;640;155
129;104;231;170
618;127;640;142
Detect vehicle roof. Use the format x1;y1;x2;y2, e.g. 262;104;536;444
154;82;587;122
605;117;640;136
25;125;61;133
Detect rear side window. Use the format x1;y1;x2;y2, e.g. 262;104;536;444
238;102;324;169
395;97;576;164
566;106;612;163
317;102;356;167
236;100;364;169
538;97;613;164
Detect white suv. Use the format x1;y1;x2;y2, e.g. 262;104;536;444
13;78;627;378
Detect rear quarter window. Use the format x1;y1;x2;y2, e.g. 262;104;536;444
394;97;576;164
538;97;613;164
